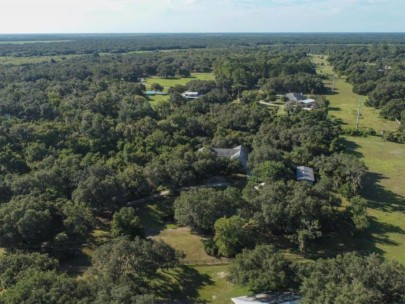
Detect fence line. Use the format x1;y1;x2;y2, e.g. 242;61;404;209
180;258;231;266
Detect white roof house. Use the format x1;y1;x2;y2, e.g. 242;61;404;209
232;293;300;304
299;99;316;110
300;99;315;105
181;91;200;99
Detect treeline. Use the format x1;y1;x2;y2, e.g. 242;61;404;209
1;33;405;57
213;51;325;95
328;44;405;143
229;246;405;304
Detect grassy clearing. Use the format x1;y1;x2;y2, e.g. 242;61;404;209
146;264;247;303
343;136;405;264
194;265;249;304
145;73;215;88
0;54;79;65
137;197;175;236
310;55;405;264
141;204;248;303
61;220;111;275
148;94;169;108
153;227;216;261
0;40;71;44
311;54;398;132
145;72;214;107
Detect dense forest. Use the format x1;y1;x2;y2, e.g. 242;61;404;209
0;34;404;303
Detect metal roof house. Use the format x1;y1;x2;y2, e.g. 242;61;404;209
285;92;306;102
296;166;315;184
181;91;201;99
299;98;316;110
199;145;249;171
145;90;168;96
232;293;300;304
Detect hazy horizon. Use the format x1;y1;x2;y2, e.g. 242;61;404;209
0;0;404;34
0;32;405;35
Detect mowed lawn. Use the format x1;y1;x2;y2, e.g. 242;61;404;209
150;223;249;303
344;136;405;264
153;227;216;261
194;265;249;304
145;72;215;107
140;200;248;304
145;72;215;88
311;55;405;264
311;55;398;132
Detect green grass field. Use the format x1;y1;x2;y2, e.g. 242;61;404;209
0;40;71;44
153;227;216;261
145;72;215;107
131;200;247;303
145;73;215;88
311;55;398;132
0;54;79;65
194;265;249;304
148;94;170;108
311;54;405;264
344;136;405;264
153;227;249;303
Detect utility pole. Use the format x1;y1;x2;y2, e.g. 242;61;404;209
356;99;362;130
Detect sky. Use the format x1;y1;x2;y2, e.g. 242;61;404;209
0;0;404;33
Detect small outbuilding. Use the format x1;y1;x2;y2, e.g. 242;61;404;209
296;166;315;185
145;90;168;96
181;91;201;99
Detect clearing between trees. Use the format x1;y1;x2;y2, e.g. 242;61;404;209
312;55;405;264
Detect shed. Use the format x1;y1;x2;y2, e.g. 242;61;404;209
145;90;168;96
296;166;315;184
181;91;200;99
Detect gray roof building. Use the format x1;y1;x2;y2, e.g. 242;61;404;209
199;145;249;171
181;91;201;99
296;166;315;184
286;92;306;102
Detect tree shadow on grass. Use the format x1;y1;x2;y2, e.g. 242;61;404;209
339;137;364;158
366;216;404;248
324;89;340;96
362;172;405;213
137;197;176;237
152;265;213;303
311;210;405;259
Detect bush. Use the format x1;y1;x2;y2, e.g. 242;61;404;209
202;238;218;256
